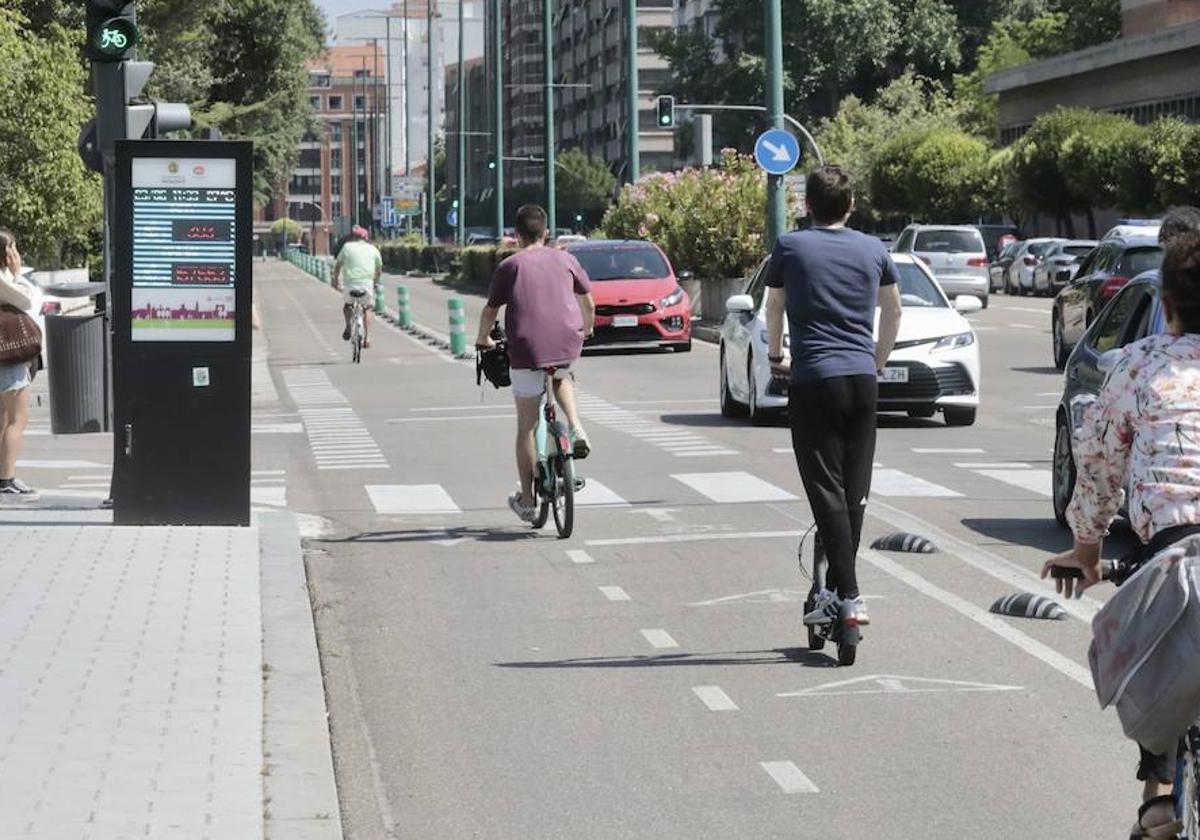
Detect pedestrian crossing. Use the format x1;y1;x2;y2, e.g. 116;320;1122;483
575;393;737;458
283;368;390;471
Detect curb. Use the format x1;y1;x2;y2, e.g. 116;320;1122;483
259;511;344;840
692;322;721;345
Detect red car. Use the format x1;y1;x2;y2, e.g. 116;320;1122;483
566;240;692;352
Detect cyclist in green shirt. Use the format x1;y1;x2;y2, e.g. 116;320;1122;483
332;226;383;348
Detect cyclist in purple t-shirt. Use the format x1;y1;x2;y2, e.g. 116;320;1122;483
476;205;597;522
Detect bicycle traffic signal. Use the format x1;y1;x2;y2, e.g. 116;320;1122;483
656;95;675;129
86;0;139;62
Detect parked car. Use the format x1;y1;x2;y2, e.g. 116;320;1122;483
1002;237;1063;296
892;224;989;308
566;240;692;352
1032;239;1098;296
718;253;981;426
974;224;1020;262
1050;235;1162;368
990;240;1020;293
1052;272;1164;524
1102;219;1160;241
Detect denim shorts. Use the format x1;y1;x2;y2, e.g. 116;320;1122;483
0;361;31;394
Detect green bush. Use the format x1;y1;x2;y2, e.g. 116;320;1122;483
872;128;990;221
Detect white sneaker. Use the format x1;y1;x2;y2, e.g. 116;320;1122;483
803;589;840;626
844;596;870;626
507;491;536;523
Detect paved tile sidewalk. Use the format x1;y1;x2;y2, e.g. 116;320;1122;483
0;525;263;839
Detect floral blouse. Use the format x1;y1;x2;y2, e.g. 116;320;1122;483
1067;333;1200;544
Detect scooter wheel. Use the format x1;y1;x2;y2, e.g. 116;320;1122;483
837;642;857;667
807;624;825;652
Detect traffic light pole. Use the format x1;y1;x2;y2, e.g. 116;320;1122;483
456;0;466;246
624;0;638;184
492;0;504;239
765;0;787;250
426;1;436;244
542;0;556;235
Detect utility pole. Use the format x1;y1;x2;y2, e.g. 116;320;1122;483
384;15;393;208
427;0;436;244
352;59;361;228
492;0;504;238
403;0;411;233
623;0;639;184
456;0;466;246
765;0;787;249
542;0;556;235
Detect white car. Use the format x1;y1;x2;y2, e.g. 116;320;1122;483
718;252;982;426
1005;237;1064;296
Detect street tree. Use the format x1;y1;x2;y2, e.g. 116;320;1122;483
554;149;617;230
871;128;989;221
1009;107;1098;236
1142;118;1200;210
1058;111;1146;230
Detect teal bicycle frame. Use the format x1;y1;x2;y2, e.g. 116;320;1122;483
530;373;576;538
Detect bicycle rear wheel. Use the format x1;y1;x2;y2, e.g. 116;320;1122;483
352;334;363;363
1182;725;1200;840
553;456;575;539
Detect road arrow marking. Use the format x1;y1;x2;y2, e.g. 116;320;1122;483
777;674;1024;698
761;139;793;163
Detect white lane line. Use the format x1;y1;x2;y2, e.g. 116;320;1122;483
871;468;962;498
1008;323;1035;329
66;475;109;481
411;404;519;412
623;399;714;405
575;480;629;508
772;447;793;454
953;462;1032;469
860;549;1093;689
253;469;287;476
60;483;110;489
253;423;304;434
599;585;631;602
16;459;108;470
975;468;1052;497
386;414;516;423
672;471;797;503
251;486;287;507
319;463;391;471
640;629;679;649
366;485;461;514
912;447;984;454
587;530;803;547
674;450;739;457
692;685;739;711
760;761;819;794
1037;392;1061;397
1005;306;1050;314
566;550;595;565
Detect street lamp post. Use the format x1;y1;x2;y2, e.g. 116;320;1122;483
457;0;466;246
427;0;436;244
542;0;556;235
492;0;504;239
764;0;787;250
624;0;639;184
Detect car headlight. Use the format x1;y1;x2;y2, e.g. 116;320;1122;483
757;328;788;348
932;331;975;352
660;287;685;308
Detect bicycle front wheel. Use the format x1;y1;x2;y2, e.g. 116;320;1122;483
1182;724;1200;840
552;456;575;539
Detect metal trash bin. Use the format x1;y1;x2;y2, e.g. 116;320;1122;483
45;313;107;434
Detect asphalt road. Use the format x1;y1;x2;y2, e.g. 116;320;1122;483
256;261;1139;840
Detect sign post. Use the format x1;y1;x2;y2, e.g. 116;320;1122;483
110;140;253;526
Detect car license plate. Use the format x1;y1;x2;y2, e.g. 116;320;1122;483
612;315;638;328
879;367;908;383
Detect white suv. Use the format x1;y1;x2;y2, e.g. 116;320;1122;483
892;225;989;309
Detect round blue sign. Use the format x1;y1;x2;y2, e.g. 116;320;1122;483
754;129;801;176
446;209;459;228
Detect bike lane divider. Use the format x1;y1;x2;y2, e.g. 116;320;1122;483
759;761;820;794
639;629;679;649
566;549;595;565
599;585;632;602
691;685;739;712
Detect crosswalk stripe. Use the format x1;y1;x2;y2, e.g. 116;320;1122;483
284;368;389;471
672;471;797;503
674;449;738;457
575;479;629;507
871;468;962;498
974;469;1052;497
367;484;461;514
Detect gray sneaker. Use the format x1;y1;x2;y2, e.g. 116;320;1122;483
507;491;536;523
803;589;840;625
0;478;39;500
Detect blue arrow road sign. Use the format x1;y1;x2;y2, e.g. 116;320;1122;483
447;209;458;227
754;128;801;176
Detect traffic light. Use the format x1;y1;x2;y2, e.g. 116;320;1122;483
488;160;496;170
656;95;675;129
86;0;139;63
452;198;460;210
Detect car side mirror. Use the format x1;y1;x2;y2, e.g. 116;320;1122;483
725;294;754;315
954;295;983;314
677;270;694;282
1097;348;1122;374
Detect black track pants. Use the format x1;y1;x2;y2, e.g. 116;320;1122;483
789;375;878;600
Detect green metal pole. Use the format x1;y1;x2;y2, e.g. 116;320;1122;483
624;0;639;184
493;0;505;239
448;298;467;355
765;0;787;250
427;1;437;245
542;0;556;235
456;0;466;247
397;285;411;328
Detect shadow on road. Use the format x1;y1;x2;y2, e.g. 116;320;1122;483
960;517;1139;557
318;527;540;545
496;647;839;670
1010;366;1062;376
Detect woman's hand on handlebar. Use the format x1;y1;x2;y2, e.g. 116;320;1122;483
1041;539;1103;598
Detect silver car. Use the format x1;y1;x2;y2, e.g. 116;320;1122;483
892;225;989;308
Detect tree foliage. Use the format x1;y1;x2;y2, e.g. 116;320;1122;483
555;148;617;227
872;128;990;220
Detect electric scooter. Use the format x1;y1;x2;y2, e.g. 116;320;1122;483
800;528;861;666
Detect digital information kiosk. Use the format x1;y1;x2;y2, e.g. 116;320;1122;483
110;141;254;525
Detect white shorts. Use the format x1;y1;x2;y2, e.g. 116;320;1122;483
343;286;375;307
510;366;573;399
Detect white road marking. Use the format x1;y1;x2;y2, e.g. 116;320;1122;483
630;508;677;523
566;550;594;565
599;585;631;602
284;368;389;471
760;761;819;794
251;486;287;508
252;423;304;434
16;460;108;470
975;468;1052;497
912;447;984;454
575;393;735;456
871;468;962;498
860;548;1093;689
588;530;803;547
1005;306;1050;314
777;674;1024;698
622;399;715;405
575;480;629;507
953;462;1032;469
640;629;679;649
1037;392;1061;397
411;404;517;412
1008;323;1035;329
673;449;739;457
386;414;516;423
66;475;108;481
367;485;460;514
772;447;793;454
254;469;287;476
672;471;797;504
60;483;109;489
689;589;808;606
692;685;739;711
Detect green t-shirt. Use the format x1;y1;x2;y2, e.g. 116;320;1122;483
336;240;382;289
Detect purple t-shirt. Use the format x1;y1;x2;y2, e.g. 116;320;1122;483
486;247;592;369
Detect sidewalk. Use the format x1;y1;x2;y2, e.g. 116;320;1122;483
0;265;342;839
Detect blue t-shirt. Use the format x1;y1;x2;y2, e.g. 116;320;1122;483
765;227;899;385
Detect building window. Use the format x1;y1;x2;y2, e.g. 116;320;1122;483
298;148;321;169
354;95;366;110
331;176;342;197
310;96;321;110
331;149;342;169
328;95;343;110
310;73;331;88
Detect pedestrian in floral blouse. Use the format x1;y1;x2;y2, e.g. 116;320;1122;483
1044;218;1200;839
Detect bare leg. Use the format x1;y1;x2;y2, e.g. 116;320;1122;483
514;397;541;505
550;376;582;430
363;309;372;346
342;304;352;334
0;388;29;480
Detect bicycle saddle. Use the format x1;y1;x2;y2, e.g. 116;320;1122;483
348;289;368;298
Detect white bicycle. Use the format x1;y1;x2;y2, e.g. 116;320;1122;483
347;289;369;363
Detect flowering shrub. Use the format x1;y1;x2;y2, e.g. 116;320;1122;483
600;150;770;279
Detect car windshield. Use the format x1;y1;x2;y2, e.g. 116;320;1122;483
896;263;947;308
1064;245;1094;257
571;246;671;281
1028;241;1060;256
1121;246;1164;276
913;230;983;253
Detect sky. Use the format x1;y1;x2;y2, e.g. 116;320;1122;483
316;0;389;30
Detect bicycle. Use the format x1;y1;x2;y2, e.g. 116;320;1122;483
529;370;583;539
347;288;369;363
799;526;860;666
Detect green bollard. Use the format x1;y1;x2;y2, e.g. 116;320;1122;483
374;287;386;315
396;285;411;328
448;298;467;356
